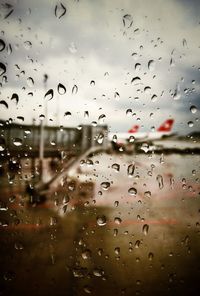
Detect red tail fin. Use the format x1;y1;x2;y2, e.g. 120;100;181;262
157;119;174;132
128;125;140;133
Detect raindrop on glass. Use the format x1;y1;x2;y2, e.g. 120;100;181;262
57;83;66;95
97;215;107;226
44;89;54;101
24;41;32;50
55;2;67;19
151;94;157;102
98;114;106;124
64;112;71;119
13;138;22;146
128;187;137;196
148;252;154;261
114;217;122;225
0;39;6;51
72;84;78;94
148;60;155;71
142;224;149;235
188;121;194;127
126;109;132;117
190;105;197;114
111;163;120;172
156;174;164;189
131;76;141;84
11;93;19;104
127;164;135;177
27;77;34;87
100;182;110;190
0;62;6;76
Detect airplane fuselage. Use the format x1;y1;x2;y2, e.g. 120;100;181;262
109;131;172;143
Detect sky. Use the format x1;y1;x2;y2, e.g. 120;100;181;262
0;0;200;134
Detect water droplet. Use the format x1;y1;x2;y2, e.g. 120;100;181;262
128;187;137;196
112;135;117;143
135;63;141;71
97;215;107;226
55;2;67;19
91;121;97;127
148;60;155;71
97;133;104;144
190;105;197;114
151;94;157;102
142;224;149;235
3;271;15;281
11;93;19;104
127;164;135;177
44;89;54;101
6;43;12;55
16;116;24;122
129;135;135;143
0;62;6;76
131;76;141;84
39;114;45;121
72;84;78;94
126;109;132;117
81;249;92;260
14;242;24;250
0;100;8;108
173;85;181;100
64;111;71;119
50;141;56;146
84;111;89;118
114;217;122;225
144;191;151;198
111;163;120;172
4;7;14;19
188;121;194;127
131;52;137;59
113;229;118;237
114;92;120;99
13;138;22;146
0;39;6;51
182;38;187;47
27;77;34;87
123;14;133;27
24;41;32;50
135;240;140;248
114;201;119;207
98;114;106;124
148;252;154;261
101;182;110;190
144;86;151;94
170;57;175;67
57;83;66;95
156;174;164;189
114;247;120;255
0;144;5;151
93;268;103;277
77;124;82;130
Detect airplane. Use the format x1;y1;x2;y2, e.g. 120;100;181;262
109;119;175;144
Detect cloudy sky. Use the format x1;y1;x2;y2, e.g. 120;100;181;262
0;0;200;134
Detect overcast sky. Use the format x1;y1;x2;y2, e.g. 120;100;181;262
0;0;200;134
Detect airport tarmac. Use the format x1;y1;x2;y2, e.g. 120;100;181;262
0;151;200;296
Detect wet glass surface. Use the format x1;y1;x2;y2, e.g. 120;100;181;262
0;0;200;295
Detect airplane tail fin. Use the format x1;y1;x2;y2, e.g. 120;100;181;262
128;125;140;133
157;119;174;132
